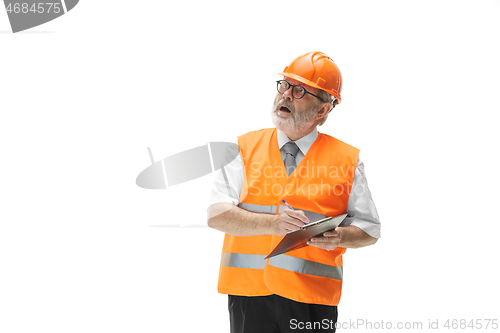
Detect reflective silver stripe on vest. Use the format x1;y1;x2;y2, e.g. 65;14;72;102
238;202;277;214
238;203;328;222
220;252;267;270
268;254;343;280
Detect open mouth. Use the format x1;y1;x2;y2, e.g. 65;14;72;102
279;105;291;113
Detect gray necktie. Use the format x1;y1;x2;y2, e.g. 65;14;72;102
283;142;300;176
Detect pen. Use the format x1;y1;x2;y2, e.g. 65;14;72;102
282;200;295;211
282;200;310;226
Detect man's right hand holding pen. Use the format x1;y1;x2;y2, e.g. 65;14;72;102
274;200;309;236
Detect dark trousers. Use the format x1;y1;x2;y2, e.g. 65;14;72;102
228;295;337;333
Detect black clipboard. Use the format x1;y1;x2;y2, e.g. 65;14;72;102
265;213;348;259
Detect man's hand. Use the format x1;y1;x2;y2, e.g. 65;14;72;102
273;209;309;236
307;225;378;250
307;228;342;251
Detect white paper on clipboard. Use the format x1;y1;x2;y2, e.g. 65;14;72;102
265;214;348;259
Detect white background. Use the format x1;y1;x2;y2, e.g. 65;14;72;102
1;1;499;332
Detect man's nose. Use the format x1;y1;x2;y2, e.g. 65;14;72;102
282;86;294;101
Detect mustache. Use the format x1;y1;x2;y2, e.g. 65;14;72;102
273;99;295;114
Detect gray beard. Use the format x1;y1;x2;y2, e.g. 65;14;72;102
271;101;318;136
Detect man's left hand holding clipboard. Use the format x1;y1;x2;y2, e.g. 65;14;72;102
307;228;342;251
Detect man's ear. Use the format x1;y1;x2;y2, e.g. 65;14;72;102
316;103;331;120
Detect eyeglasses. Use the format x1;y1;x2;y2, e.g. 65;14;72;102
276;80;322;100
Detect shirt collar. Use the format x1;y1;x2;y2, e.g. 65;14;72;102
277;127;318;156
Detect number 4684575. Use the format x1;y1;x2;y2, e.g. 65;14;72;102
444;319;498;330
6;3;62;14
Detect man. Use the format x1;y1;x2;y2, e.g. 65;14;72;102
207;51;381;333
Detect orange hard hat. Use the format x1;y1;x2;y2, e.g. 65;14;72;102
278;51;342;104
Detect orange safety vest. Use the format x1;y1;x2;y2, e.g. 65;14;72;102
217;128;359;306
